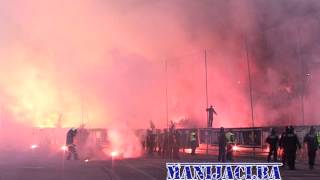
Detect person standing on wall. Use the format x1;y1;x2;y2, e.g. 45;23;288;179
206;105;217;128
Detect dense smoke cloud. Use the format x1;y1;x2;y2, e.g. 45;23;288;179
248;0;320;126
0;0;320;135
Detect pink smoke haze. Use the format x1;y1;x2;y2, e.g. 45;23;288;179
0;0;320;154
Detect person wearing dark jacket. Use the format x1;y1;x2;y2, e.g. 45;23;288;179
279;126;289;167
218;127;227;162
172;130;180;159
157;131;164;156
304;126;319;170
283;126;301;170
266;128;279;162
66;128;79;160
162;129;169;158
206;105;217;128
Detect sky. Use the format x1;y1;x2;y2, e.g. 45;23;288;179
0;0;320;131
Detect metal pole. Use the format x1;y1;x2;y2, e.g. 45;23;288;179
296;29;305;126
205;49;209;111
165;60;169;129
204;49;209;155
245;36;255;158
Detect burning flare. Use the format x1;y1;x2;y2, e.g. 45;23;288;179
61;145;68;151
30;144;39;150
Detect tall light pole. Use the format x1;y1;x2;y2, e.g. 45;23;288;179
204;49;209;112
165;60;169;129
296;29;305;126
245;36;255;158
204;49;210;155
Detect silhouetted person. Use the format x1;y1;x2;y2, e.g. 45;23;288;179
190;131;197;155
146;129;156;156
283;126;301;170
304;126;319;170
162;129;168;158
146;130;151;154
167;129;174;158
218;127;227;162
226;129;235;161
279;126;290;167
172;131;180;159
157;131;164;155
206;105;217;128
66;128;79;160
266;128;279;162
317;131;320;148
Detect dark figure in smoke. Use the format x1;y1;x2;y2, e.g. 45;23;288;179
165;122;176;158
206;105;217;128
146;129;156;156
226;129;235;161
146;129;151;154
218;127;227;162
162;129;168;158
190;130;197;155
172;130;180;159
157;130;164;156
66;128;79;160
304;126;319;170
279;126;290;167
282;126;301;170
266;128;279;162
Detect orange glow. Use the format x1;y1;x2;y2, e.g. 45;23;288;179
2;1;318;160
0;0;268;131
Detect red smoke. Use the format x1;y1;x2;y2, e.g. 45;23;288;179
0;0;319;133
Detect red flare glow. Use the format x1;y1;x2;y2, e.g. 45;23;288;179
61;145;68;151
110;151;118;157
232;145;240;152
30;144;39;149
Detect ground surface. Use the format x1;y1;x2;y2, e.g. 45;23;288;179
0;150;319;180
